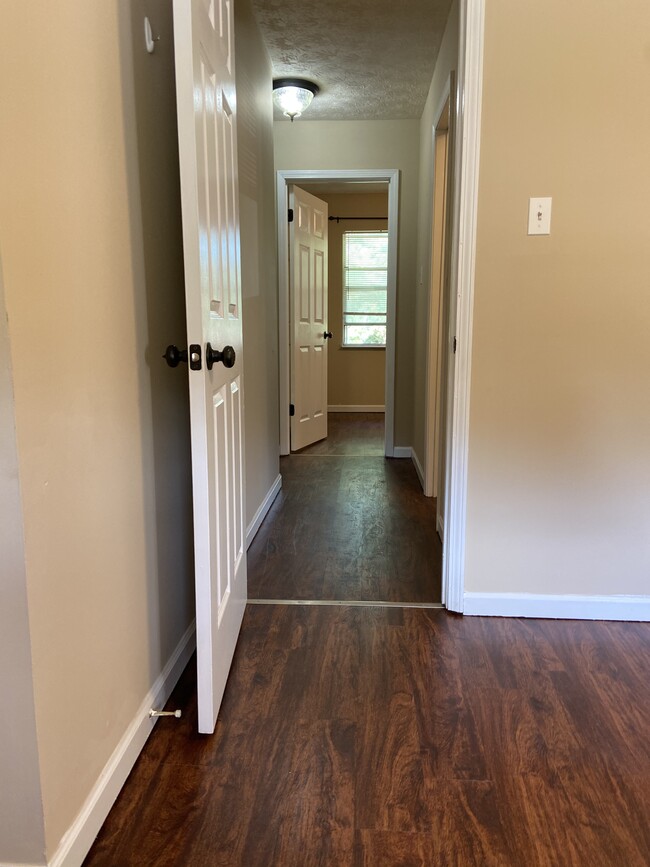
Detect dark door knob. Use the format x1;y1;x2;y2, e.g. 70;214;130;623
323;331;333;340
163;344;202;370
162;345;187;367
206;343;236;370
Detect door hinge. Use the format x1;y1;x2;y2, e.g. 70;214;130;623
288;208;294;223
289;403;295;416
453;337;457;354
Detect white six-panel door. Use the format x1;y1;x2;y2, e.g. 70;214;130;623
289;186;329;451
174;0;246;734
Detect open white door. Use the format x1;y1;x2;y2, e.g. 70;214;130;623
289;185;329;451
174;0;246;733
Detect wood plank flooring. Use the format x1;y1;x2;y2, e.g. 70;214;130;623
248;414;441;603
84;606;650;866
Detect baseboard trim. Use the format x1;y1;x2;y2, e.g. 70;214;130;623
49;621;196;867
392;446;412;459
411;448;425;490
436;514;444;539
463;592;650;622
328;405;385;413
246;474;282;549
0;862;45;867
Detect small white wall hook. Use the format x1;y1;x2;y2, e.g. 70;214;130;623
149;708;182;718
144;18;160;54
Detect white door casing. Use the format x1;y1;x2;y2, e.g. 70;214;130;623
174;0;246;733
289;186;328;451
276;170;399;458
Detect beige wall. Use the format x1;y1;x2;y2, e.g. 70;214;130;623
465;0;650;595
274;120;420;448
0;0;194;858
236;0;280;528
413;0;459;477
312;192;387;407
0;256;46;863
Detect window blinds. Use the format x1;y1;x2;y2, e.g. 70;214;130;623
342;231;388;346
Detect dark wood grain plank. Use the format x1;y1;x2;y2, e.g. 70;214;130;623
296;412;385;456
85;606;650;867
355;778;514;867
248;414;441;603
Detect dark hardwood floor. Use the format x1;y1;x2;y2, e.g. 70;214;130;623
248;413;442;603
84;605;650;866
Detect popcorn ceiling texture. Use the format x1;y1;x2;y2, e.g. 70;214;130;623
251;0;454;120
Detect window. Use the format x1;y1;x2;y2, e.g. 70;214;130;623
342;231;388;347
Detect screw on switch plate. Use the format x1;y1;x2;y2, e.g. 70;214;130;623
528;197;552;235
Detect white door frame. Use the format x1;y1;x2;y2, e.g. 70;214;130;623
276;169;399;457
442;0;485;612
424;77;453;500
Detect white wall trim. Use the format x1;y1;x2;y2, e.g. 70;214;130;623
411;447;425;490
436;514;444;539
441;0;485;614
246;474;282;548
277;169;399;457
48;622;196;867
0;863;45;867
328;404;385;413
392;446;412;459
464;593;650;622
0;863;44;867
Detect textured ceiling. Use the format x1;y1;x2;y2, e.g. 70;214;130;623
250;0;454;121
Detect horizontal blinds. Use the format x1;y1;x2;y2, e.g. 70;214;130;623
343;232;388;316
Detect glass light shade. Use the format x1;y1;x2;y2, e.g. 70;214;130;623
272;80;318;120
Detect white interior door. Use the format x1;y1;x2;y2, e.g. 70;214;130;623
289;185;329;451
174;0;246;734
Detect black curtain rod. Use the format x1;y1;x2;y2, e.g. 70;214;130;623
328;215;388;223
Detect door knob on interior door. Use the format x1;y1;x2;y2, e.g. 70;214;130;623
323;331;333;339
206;343;236;370
163;344;202;370
162;345;188;367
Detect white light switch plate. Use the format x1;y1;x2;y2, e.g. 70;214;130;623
528;197;552;235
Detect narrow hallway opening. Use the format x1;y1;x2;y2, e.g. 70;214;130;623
248;414;442;604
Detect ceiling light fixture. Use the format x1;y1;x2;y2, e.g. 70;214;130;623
272;78;319;122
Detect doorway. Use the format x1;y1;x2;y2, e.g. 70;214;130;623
293;181;389;455
247;169;442;606
276;170;399;457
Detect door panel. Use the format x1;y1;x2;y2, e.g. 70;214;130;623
174;0;246;734
290;186;329;451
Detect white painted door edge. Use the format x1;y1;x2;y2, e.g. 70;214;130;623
276;169;399;458
424;75;453;500
441;0;485;614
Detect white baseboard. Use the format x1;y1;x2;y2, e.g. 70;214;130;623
463;592;650;622
49;621;196;867
328;405;385;413
0;862;45;867
392;446;412;459
411;449;425;490
436;514;444;539
246;474;282;549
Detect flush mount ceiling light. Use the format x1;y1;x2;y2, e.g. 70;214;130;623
272;78;319;121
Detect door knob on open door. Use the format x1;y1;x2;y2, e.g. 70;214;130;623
323;331;333;340
163;344;202;370
206;343;236;370
162;345;187;367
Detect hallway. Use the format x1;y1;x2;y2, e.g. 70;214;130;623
248;414;442;603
